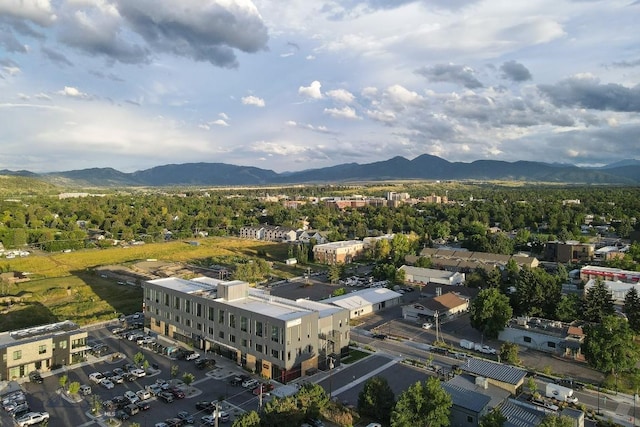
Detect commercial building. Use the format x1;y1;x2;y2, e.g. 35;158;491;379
142;277;350;382
399;265;465;286
544;241;595;263
415;248;538;273
321;288;403;318
498;317;585;360
0;320;88;381
312;240;365;264
580;265;640;283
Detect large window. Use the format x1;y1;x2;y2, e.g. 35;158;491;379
229;313;236;328
196;303;202;317
174;296;180;310
256;321;263;337
185;300;191;314
218;310;225;324
256;343;263;353
271;325;280;343
208;307;214;321
241;316;248;332
13;350;22;360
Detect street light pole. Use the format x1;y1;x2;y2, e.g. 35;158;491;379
328;357;335;399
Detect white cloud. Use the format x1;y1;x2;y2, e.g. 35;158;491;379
0;0;57;26
241;95;265;107
211;119;229;127
367;109;396;124
324;106;359;120
385;84;424;107
219;112;229;120
326;89;355;104
298;80;323;99
57;86;89;99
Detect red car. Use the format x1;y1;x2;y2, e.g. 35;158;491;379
169;386;186;399
252;383;275;395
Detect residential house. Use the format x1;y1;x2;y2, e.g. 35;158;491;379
402;291;469;323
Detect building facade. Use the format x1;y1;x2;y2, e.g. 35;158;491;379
0;320;88;381
312;240;365;264
142;277;350;382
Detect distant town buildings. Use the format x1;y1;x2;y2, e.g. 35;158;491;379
408;248;538;273
312;240;365;264
580;265;640;283
544;241;595;263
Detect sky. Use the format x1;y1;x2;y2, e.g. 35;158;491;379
0;0;639;174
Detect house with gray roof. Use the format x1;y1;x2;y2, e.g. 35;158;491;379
459;358;527;394
442;382;492;427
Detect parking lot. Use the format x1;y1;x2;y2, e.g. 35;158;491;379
1;319;281;427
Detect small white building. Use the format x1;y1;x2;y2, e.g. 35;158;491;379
584;278;640;304
321;288;402;318
399;265;465;286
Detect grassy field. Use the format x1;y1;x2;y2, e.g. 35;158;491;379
0;237;288;332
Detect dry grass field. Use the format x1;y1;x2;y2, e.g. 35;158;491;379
0;237;288;331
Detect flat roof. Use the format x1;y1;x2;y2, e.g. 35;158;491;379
222;295;313;322
460;358;527;385
399;265;458;278
0;320;81;347
147;277;219;295
321;287;402;310
293;299;346;318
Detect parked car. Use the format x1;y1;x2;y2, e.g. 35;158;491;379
195;401;215;411
16;411;49;427
229;375;248;386
177;411;195;424
130;368;146;378
185;351;200;361
158;391;174;403
114;410;130;421
28;371;43;384
124;390;139;404
113;367;125;376
241;378;259;389
100;379;115;389
124;403;140;416
252;383;275;395
165;417;185;427
371;333;387;340
136;400;151;411
111;374;124;384
195;358;216;370
169;386;185;399
88;372;105;384
137;389;152;401
79;384;92;396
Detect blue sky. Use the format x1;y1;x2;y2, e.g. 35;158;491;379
1;0;639;173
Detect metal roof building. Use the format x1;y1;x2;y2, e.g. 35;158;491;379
459;358;527;394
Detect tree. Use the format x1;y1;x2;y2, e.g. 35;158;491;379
328;263;342;284
555;294;581;323
583;315;640;374
90;394;103;415
499;342;519;365
527;377;537;396
582;279;615;323
232;411;261;427
479;408;506;427
68;381;80;395
296;382;329;419
538;415;574;427
182;372;195;386
469;288;513;339
358;376;396;426
171;364;180;379
133;351;145;367
415;256;433;268
59;374;68;391
261;395;304;427
391;377;451;427
624;287;640;333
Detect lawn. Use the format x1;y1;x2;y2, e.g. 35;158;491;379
341;348;372;364
0;237;289;331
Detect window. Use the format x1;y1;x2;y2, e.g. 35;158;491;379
547;342;556;348
164;294;169;306
241;316;248;332
256;321;263;337
13;350;22;360
208;327;214;335
196;303;202;317
229;313;236;328
175;315;180;323
218;310;225;324
524;336;532;343
467;416;474;423
241;338;248;347
287;351;291;361
185;319;191;327
230;335;236;343
208;307;214;321
197;323;202;331
219;331;225;339
271;325;280;343
38;344;46;354
256;343;263;353
174;296;180;310
59;341;67;349
185;300;191;314
155;319;161;327
271;349;279;359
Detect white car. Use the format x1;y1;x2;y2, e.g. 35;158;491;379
89;372;105;383
242;378;258;389
136;389;152;401
130;368;146;378
16;411;49;427
101;379;115;389
185;351;200;361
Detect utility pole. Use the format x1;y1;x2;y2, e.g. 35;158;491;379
214;401;219;427
328;357;335;399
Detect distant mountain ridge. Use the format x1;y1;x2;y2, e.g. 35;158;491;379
2;154;640;186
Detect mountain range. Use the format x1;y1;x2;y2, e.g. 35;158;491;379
2;154;640;187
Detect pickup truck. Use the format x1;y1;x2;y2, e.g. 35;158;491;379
16;411;50;427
